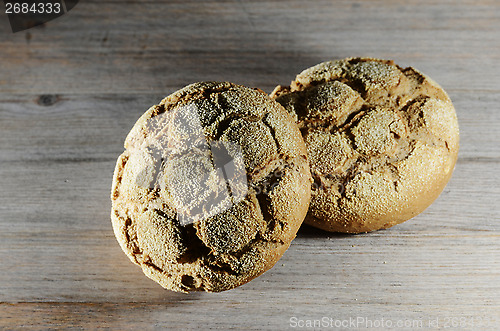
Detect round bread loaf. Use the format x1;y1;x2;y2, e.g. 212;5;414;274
271;57;459;233
111;82;311;292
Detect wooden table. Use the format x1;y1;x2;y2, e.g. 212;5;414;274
1;0;499;329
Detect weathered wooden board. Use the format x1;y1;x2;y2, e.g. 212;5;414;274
0;0;499;329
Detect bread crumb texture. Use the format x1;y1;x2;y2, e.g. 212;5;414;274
111;82;311;292
271;57;459;233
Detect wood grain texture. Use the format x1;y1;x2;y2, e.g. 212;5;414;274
1;0;499;329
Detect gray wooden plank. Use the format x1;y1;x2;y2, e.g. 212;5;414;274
0;160;498;303
0;89;496;163
0;0;499;94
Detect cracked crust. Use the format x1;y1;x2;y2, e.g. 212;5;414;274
271;57;459;233
111;82;312;292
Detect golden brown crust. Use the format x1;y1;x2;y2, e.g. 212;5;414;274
271;58;459;233
111;82;311;292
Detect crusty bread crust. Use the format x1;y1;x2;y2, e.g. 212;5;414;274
271;58;459;233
